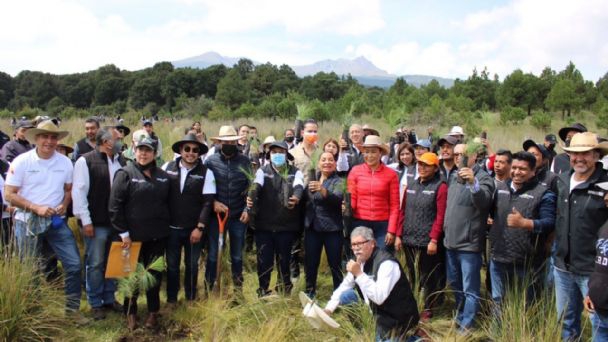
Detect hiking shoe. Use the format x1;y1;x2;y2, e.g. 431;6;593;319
103;301;123;313
256;288;273;298
91;307;106;320
127;314;138;331
144;312;159;329
67;311;91;326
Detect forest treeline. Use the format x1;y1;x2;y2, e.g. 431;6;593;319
0;59;607;133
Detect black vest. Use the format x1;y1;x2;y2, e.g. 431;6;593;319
490;179;547;265
552;153;571;175
118;163;170;241
359;249;419;337
165;158;207;229
204;153;250;220
255;164;302;232
403;173;444;247
83;150;126;225
76;138;95;157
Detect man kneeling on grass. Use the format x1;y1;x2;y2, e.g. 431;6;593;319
324;226;420;341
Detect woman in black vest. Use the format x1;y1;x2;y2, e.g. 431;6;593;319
248;141;304;297
304;152;344;298
109;137;171;330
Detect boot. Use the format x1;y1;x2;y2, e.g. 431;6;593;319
144;312;159;329
127;314;138;331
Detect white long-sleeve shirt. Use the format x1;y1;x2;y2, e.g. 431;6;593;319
325;259;401;312
72;154;123;226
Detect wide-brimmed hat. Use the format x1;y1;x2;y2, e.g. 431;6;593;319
172;133;209;154
558;123;587;142
362;135;389;155
562;132;608;156
448;125;466;136
362;124;380;136
211;126;241;142
418;152;439;166
298;292;340;330
56;144;74;154
25;120;69;141
261;136;276;150
437;135;459;147
523;139;551;160
266;141;294;161
104;124;131;137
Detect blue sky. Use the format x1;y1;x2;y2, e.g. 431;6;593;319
1;0;606;81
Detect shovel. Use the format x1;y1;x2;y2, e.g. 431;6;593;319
214;210;229;294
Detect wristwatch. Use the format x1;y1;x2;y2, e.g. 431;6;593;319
196;223;205;232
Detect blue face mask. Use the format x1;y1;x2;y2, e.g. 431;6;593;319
270;153;286;166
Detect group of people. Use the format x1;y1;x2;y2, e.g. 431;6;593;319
1;115;607;341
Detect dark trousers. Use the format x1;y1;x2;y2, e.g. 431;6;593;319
404;244;446;311
124;238;166;315
255;230;297;293
1;217;11;249
304;229;343;296
166;229;203;302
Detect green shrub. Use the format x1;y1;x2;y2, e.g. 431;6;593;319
0;254;68;341
500;106;526;125
530;111;552;130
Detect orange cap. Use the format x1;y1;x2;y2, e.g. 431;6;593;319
418;152;439;166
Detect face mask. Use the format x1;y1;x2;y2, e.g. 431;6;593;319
111;141;123;155
304;133;318;145
270;153;286;167
221;144;238;157
284;136;295;143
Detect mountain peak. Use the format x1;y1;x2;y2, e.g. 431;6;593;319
291;56;391;77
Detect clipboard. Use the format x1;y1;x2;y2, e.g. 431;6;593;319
105;242;142;278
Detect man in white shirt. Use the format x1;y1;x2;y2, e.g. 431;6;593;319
72;128;125;320
324;226;420;340
4;120;85;323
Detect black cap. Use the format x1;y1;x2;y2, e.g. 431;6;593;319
143;120;153;127
15;120;34;129
266;141;294;161
523;139;550;160
437;135;459;147
171;133;208;155
544;134;557;144
558;123;587;142
135;137;157;151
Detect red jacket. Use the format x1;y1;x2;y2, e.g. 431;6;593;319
347;163;400;234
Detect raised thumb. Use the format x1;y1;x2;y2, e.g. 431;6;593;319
512;207;519;214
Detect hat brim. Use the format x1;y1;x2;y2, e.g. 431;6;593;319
115;125;131;136
562;143;608;156
172;140;209;155
136;142;156;151
558;126;585;142
437;138;456;147
211;136;242;142
363;128;380;136
57;145;74;154
361;144;389;155
596;182;608;191
25;128;69;142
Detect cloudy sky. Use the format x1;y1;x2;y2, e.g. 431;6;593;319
1;0;607;81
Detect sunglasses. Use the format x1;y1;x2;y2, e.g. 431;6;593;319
183;146;200;154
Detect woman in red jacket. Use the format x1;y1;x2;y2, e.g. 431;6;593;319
347;135;400;252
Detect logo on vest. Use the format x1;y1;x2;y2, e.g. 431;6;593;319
156;177;168;182
422;190;435;195
406;189;416;194
166;170;178;176
588;190;605;197
519;194;535;199
190;175;204;180
498;190;510;195
131;178;145;183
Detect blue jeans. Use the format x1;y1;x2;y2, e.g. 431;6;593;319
304;229;343;296
166;228;203;301
352;219;391;252
205;217;247;288
489;260;529;308
446;249;482;330
554;268;608;341
14;219;82;311
84;225;116;308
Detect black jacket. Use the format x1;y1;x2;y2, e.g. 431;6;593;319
109;163;171;241
304;172;343;233
83;150;127;226
0;139;32;163
205;152;251;220
554;163;608;275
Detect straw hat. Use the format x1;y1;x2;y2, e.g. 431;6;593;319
362;124;380;136
361;135;389;155
25;120;69;141
211;126;241;142
448;125;466;136
298;292;340;330
261;136;276;151
562;132;608;156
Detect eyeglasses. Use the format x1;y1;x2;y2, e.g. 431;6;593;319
183;146;200;154
351;240;370;249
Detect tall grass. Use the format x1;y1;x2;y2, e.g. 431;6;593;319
0;250;69;341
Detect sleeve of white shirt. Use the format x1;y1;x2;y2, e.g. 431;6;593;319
293;170;305;188
72;157;92;226
337;152;350;172
254;168;265;186
325;273;356;313
64;157;74;185
203;169;216;194
161;161;169;171
354;260;401;306
5;156;24;187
